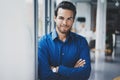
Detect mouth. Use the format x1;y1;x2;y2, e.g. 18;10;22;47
61;25;68;28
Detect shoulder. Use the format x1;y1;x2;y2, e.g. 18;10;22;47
38;33;52;45
70;32;86;41
70;32;88;46
70;32;89;49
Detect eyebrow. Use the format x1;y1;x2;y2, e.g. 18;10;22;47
58;16;73;19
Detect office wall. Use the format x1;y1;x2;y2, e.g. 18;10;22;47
76;3;91;30
0;0;35;80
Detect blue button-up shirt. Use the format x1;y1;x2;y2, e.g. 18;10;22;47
38;29;91;80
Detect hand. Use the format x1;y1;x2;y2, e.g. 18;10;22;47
74;59;86;68
51;66;55;70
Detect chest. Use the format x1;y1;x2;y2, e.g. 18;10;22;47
47;40;81;67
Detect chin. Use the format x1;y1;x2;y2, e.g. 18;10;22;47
61;30;69;34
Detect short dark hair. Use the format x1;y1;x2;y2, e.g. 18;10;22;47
55;1;76;19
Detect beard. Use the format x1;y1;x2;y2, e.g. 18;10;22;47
56;25;72;34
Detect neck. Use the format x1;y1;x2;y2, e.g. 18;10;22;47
56;29;67;42
59;33;67;42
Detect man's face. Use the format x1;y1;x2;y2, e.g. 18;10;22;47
54;8;74;34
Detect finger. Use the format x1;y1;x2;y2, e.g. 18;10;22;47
74;59;86;68
78;60;85;64
81;61;86;67
76;59;82;64
77;60;86;67
74;60;85;67
75;59;82;67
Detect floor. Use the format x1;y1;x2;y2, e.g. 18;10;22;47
89;49;120;80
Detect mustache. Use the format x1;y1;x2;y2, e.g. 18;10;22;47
61;24;68;27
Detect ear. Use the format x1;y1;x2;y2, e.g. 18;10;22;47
54;16;57;22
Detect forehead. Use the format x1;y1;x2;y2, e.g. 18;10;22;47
57;8;74;18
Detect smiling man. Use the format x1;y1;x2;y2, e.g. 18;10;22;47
38;1;91;80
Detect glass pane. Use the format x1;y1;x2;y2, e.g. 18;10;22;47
38;0;44;38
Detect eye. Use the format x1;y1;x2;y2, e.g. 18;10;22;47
67;17;73;21
58;16;64;20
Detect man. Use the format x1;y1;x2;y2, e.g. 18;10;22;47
38;1;91;80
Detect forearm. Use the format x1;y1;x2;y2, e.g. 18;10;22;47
50;63;91;79
38;59;59;80
38;51;59;80
58;64;91;79
50;58;91;79
39;71;59;80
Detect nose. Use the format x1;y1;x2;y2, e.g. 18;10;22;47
63;20;67;25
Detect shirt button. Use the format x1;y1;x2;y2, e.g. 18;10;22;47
62;53;64;55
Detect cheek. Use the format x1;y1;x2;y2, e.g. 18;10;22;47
56;20;62;25
68;22;73;26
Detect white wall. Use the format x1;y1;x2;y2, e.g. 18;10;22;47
76;3;91;30
0;0;35;80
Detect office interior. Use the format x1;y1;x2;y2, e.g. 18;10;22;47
38;0;120;80
0;0;120;80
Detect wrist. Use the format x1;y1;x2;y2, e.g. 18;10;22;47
52;66;59;73
56;66;59;72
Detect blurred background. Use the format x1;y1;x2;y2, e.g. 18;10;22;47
0;0;120;80
38;0;120;80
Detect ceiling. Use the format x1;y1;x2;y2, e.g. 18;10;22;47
68;0;120;32
70;0;120;2
69;0;120;8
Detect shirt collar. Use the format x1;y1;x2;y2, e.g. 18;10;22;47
51;29;74;40
52;29;58;40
